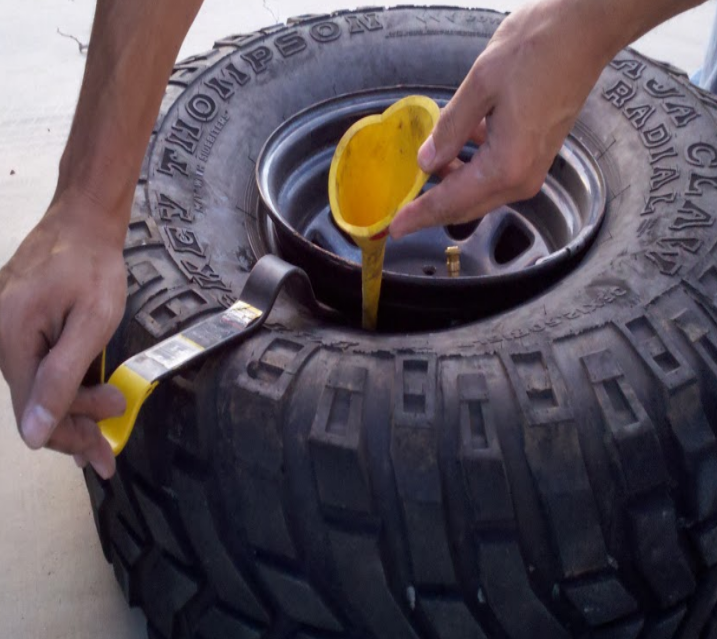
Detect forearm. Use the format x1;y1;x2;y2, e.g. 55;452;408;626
55;0;204;244
520;0;709;74
601;0;707;51
393;0;710;237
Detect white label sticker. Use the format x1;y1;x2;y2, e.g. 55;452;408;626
144;336;204;370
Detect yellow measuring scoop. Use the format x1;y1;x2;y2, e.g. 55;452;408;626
328;95;440;330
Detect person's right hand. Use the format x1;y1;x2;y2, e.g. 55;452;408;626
389;0;702;239
0;190;128;478
390;0;614;239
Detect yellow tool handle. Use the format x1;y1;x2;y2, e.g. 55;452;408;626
97;255;321;456
98;303;262;455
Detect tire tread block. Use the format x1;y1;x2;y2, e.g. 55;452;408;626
478;540;569;639
308;362;372;513
641;606;685;639
139;551;199;638
134;483;191;565
111;547;135;605
240;474;297;559
593;616;644;639
523;422;608;577
392;356;455;587
455;370;514;524
111;516;144;567
196;606;263;639
421;597;488;639
628;501;696;606
562;575;638;626
620;315;693;392
666;384;717;520
693;520;717;566
174;472;270;624
327;528;420;639
581;348;668;496
256;563;343;632
84;469;111;561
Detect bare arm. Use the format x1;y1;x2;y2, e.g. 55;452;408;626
0;0;204;478
390;0;708;238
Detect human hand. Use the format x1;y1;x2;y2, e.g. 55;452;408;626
389;0;616;238
0;191;128;478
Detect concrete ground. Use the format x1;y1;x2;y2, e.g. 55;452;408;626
0;1;715;637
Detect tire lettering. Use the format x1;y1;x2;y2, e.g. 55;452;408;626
167;227;205;257
223;61;250;86
274;31;307;57
624;103;654;129
310;21;341;42
181;259;231;291
663;102;701;128
649;146;678;165
609;58;645;80
650;166;680;192
198;112;229;163
656;237;702;254
687;142;717;168
603;80;636;108
642;192;677;216
241;46;273;73
670;200;715;231
645;249;681;276
158;193;193;223
641;123;672;149
157;147;189;177
167;119;201;155
186;93;219;123
205;76;235;101
644;78;683;99
345;13;384;34
686;172;717;197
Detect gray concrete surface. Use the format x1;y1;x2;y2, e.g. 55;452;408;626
0;1;715;637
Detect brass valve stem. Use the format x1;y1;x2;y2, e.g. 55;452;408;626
446;246;461;277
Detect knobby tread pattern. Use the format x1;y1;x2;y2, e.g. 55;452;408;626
83;7;717;639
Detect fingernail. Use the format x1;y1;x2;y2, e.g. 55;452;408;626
91;456;115;480
389;221;405;240
106;385;127;416
21;405;55;449
418;136;436;172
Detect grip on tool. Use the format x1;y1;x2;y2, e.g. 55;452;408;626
98;255;318;456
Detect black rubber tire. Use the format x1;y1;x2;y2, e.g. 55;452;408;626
85;7;717;639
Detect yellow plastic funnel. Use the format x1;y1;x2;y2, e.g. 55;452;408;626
328;95;440;330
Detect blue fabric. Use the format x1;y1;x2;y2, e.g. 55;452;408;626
694;2;717;91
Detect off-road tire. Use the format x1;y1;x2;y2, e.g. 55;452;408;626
85;7;717;639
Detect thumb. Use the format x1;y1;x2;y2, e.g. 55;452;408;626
418;67;493;174
21;315;105;449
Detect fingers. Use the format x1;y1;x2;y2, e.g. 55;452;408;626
46;415;117;479
391;157;499;238
33;385;124;478
70;384;126;422
435;157;465;181
392;137;547;239
418;67;493;174
20;307;115;449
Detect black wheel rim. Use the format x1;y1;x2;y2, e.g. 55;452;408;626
255;87;607;327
